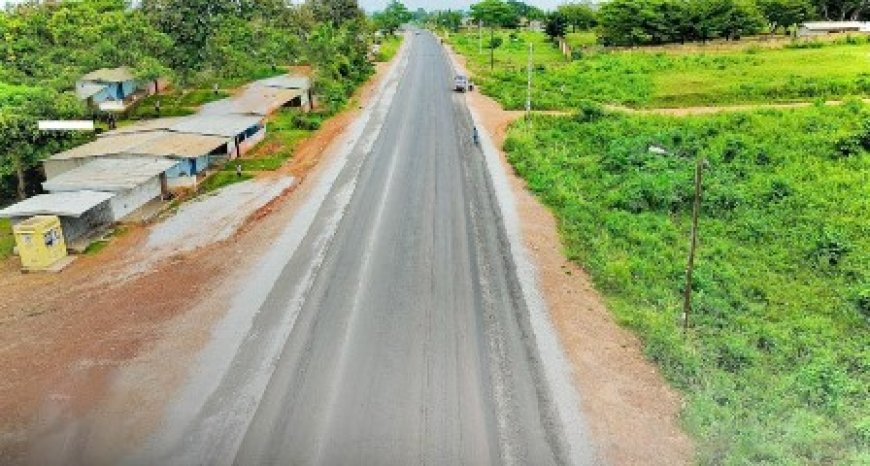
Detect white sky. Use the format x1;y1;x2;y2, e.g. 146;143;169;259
1;1;572;13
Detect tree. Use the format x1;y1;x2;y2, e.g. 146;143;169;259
545;11;568;40
470;0;519;28
758;0;816;32
811;0;870;20
306;0;364;26
431;10;463;33
558;2;597;32
0;85;86;199
372;1;411;35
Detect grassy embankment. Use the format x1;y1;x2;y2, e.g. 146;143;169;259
376;33;404;62
0;219;13;259
449;31;870;109
505;104;869;464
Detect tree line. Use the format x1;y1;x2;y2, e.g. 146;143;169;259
0;0;374;202
549;0;868;46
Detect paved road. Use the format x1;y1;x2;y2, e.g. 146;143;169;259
136;32;578;466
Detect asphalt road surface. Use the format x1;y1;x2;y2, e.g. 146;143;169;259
133;32;584;466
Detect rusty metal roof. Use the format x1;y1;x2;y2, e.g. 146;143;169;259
51;129;230;161
199;87;302;116
128;132;229;158
52;132;168;160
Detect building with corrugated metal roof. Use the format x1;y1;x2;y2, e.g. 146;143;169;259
798;21;870;37
254;75;314;111
76;67;139;111
43;130;232;184
0;191;115;247
42;158;178;221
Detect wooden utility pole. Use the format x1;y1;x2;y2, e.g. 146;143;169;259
682;159;705;333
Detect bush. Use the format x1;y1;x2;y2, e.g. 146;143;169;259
504;105;870;465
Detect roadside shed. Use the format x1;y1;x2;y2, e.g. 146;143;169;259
168;114;266;157
44;130;232;185
798;21;870;37
42;158;178;221
76;67;138;111
0;191;115;246
44;131;168;178
200;86;302;116
254;75;313;111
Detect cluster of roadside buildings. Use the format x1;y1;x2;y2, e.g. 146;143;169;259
1;68;313;250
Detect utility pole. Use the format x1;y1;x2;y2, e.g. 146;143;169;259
682;158;705;333
526;42;533;120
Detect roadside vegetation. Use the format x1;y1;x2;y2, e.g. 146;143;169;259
376;34;405;62
0;219;13;259
450;31;870;109
226;108;315;174
0;0;376;205
444;3;870;463
504;103;869;464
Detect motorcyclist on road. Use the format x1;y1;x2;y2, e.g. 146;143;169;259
472;126;479;145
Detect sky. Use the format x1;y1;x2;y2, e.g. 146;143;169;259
1;1;571;13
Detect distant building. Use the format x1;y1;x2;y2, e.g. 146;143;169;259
76;67;138;111
75;66;167;112
200;75;314;115
798;21;870;37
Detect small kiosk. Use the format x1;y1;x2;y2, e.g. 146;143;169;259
12;216;70;272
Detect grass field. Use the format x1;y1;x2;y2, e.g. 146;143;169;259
504;103;870;464
376;34;404;62
450;31;870;109
0;218;14;259
130;88;230;119
225;109;316;174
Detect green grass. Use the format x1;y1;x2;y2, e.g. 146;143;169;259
129;88;230;119
223;109;316;173
504;103;870;464
0;218;14;259
376;34;404;62
565;31;597;48
199;171;253;194
83;240;109;255
450;31;870;109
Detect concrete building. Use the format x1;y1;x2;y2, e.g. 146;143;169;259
168;114;266;158
0;191;115;247
43;126;242;185
42;158;178;221
798;21;870;37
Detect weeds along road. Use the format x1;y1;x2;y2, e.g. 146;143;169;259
132;32;587;466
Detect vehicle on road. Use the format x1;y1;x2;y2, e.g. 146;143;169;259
454;74;469;92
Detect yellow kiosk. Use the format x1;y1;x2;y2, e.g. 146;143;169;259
13;215;69;272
